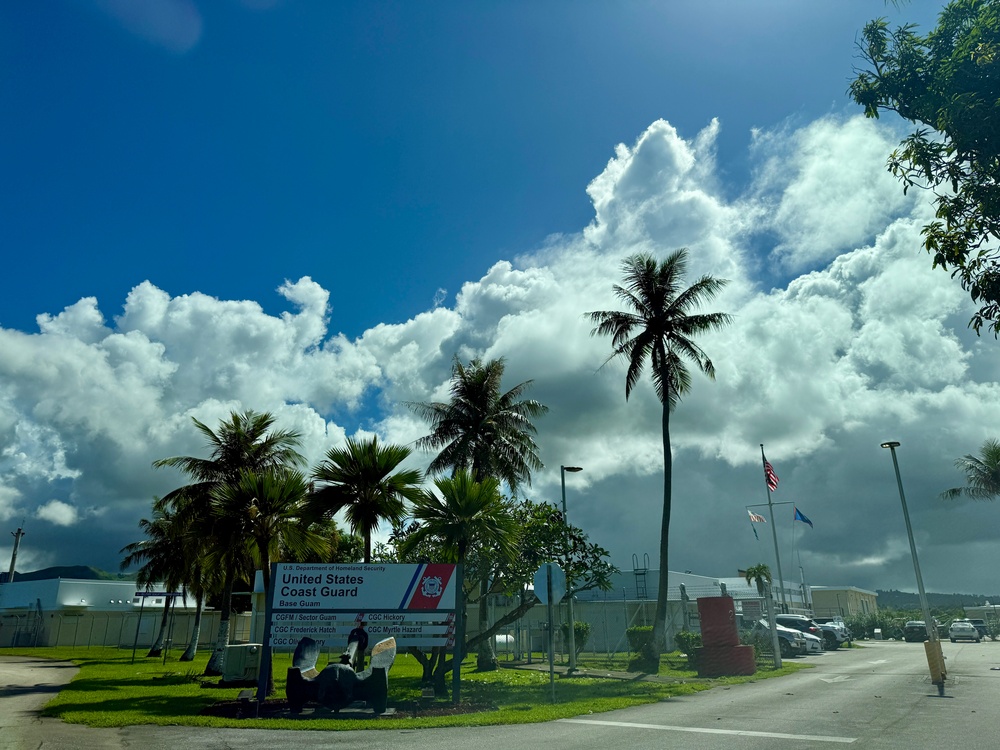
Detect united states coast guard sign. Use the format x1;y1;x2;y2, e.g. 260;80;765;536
264;563;459;651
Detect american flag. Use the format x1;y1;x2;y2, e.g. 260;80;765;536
747;509;767;523
763;460;779;491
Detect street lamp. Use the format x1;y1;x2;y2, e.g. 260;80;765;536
561;465;583;672
880;441;946;693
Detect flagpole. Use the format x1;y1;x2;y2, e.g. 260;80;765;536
797;545;810;610
761;444;788;613
791;517;797;606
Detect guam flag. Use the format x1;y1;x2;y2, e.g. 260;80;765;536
793;507;813;528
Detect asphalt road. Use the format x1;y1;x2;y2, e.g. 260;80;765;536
3;640;999;749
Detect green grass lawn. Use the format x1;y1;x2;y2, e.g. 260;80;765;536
2;646;810;731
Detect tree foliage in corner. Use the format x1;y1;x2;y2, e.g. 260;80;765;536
940;437;1000;500
850;0;1000;334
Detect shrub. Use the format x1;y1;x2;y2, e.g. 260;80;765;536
673;630;701;654
559;621;592;654
986;617;1000;641
674;631;702;669
626;626;653;654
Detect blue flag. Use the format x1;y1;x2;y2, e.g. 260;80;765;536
794;507;813;528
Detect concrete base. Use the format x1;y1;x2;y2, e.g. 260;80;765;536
696;644;756;677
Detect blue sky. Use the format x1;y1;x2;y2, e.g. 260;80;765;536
2;1;940;337
7;0;999;600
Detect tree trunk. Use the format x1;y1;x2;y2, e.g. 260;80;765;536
642;398;671;672
258;545;276;695
180;595;203;661
463;590;536;654
147;597;171;657
407;646;436;682
204;575;234;676
475;576;497;671
433;648;450;695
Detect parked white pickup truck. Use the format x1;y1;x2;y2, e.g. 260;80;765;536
813;616;851;649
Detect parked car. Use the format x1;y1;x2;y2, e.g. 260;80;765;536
813;616;851;649
752;618;807;657
801;630;824;654
949;620;981;643
775;614;826;648
903;620;931;642
960;618;988;638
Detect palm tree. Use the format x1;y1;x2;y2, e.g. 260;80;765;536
400;470;520;680
309;436;424;563
402;471;519;564
280;516;364;564
941;439;1000;501
212;466;329;694
744;563;772;597
212;467;329;601
121;495;217;662
408;356;548;494
154;410;305;491
408;356;547;670
119;502;185;658
588;249;731;669
153;409;305;675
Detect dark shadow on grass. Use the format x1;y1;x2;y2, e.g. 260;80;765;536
0;683;70;698
42;694;216;720
46;674;209;693
458;674;677;708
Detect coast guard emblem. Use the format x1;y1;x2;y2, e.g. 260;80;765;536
420;575;443;598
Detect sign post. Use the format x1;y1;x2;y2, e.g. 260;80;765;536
534;562;565;702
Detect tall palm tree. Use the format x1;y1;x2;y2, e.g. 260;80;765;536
309;436;424;563
588;249;731;669
153;409;305;675
401;470;520;680
408;356;548;494
941;439;1000;501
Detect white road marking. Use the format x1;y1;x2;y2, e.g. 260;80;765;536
868;660;888;664
558;718;857;743
820;675;853;683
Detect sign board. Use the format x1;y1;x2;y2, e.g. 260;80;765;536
268;611;456;650
533;563;565;605
741;598;764;622
271;562;456;611
265;563;458;651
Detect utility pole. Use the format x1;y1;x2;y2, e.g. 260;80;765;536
6;524;25;584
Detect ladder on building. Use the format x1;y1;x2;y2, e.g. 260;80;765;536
632;553;650;600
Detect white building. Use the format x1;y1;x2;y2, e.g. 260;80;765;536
0;577;229;649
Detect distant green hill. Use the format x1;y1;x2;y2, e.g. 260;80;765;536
1;566;135;583
876;589;1000;609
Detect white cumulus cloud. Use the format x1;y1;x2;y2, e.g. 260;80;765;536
4;114;1000;596
36;500;79;527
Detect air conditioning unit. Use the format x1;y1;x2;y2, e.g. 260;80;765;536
223;644;262;683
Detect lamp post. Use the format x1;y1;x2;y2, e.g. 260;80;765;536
880;441;946;693
561;465;583;672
